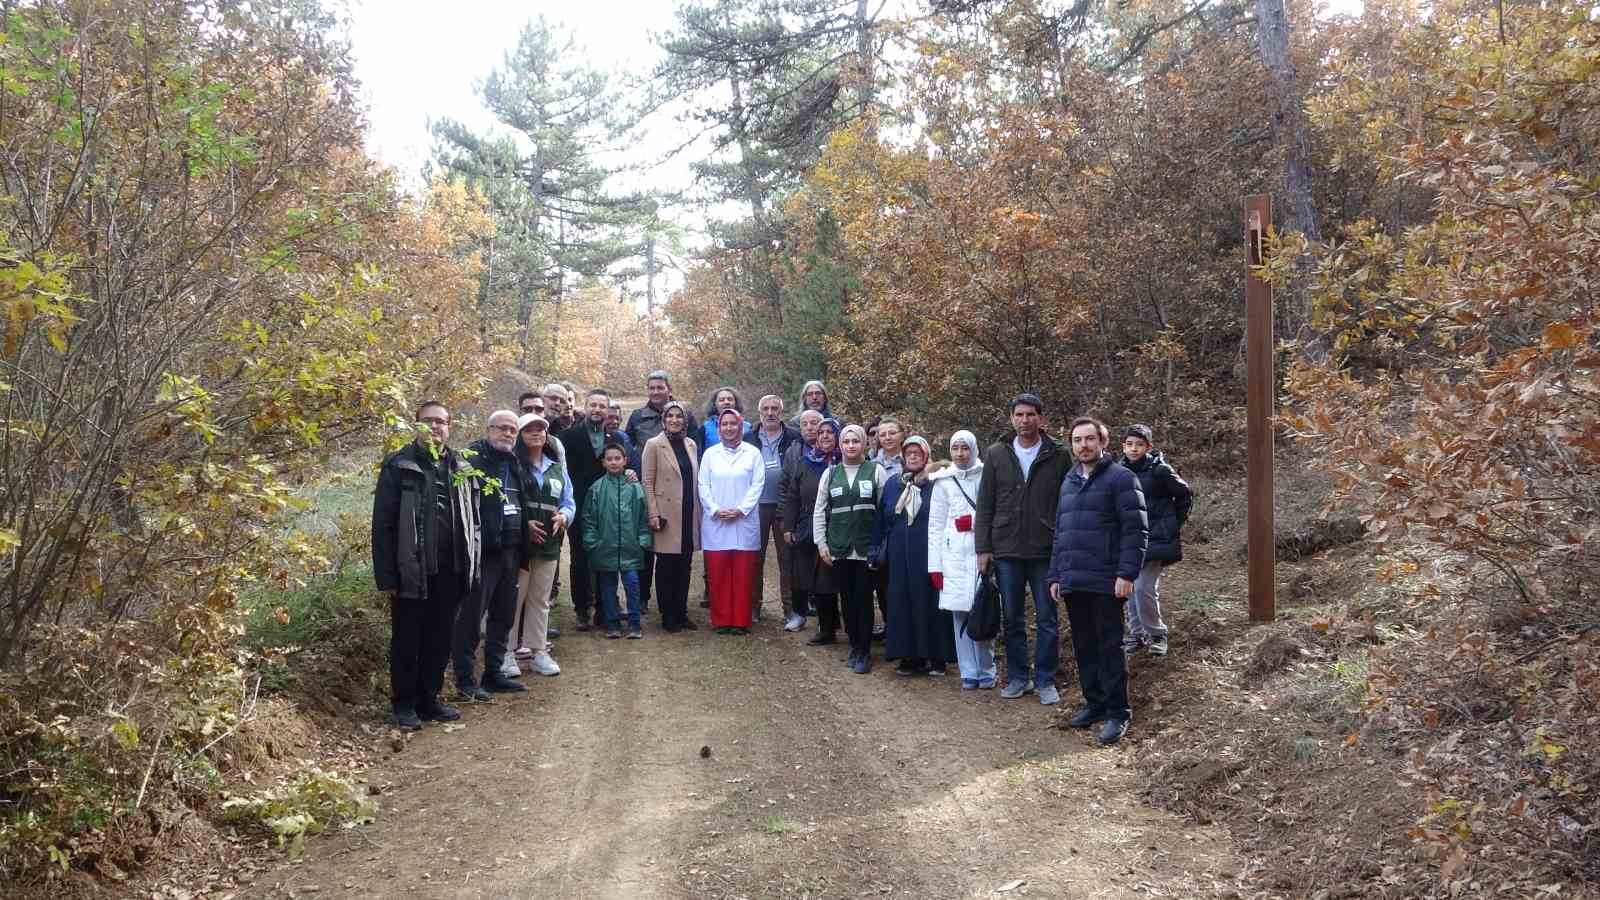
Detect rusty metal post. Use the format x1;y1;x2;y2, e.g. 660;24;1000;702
1245;195;1276;623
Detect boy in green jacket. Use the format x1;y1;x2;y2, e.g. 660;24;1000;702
582;441;653;639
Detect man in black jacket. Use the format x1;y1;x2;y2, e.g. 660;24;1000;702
372;401;482;731
452;410;533;701
1046;416;1148;745
559;388;613;629
1118;424;1192;657
975;393;1073;705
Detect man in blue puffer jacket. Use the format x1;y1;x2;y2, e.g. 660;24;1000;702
1046;416;1148;745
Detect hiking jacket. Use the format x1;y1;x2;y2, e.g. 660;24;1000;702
1120;449;1192;563
581;473;652;572
974;432;1071;560
372;441;482;600
1045;453;1148;596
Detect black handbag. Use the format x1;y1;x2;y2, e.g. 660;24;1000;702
963;566;1003;642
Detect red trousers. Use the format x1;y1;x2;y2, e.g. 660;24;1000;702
705;550;758;628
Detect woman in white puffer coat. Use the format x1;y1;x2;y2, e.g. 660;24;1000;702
927;430;996;689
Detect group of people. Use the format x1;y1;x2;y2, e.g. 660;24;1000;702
371;373;1192;746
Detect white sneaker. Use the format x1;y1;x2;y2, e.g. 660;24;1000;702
530;651;561;677
514;646;534;659
783;614;805;632
499;655;522;680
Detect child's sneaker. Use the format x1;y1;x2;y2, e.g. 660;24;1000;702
627;627;642;640
605;628;622;639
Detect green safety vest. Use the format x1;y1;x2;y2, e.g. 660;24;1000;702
526;461;567;562
825;461;879;559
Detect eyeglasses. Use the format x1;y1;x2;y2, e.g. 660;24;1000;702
521;404;543;414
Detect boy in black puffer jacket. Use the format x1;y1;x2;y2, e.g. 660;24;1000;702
1118;424;1193;657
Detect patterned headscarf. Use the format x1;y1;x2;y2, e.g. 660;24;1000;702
895;436;933;522
804;417;842;470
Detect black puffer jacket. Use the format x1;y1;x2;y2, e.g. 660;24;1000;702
1044;454;1148;596
1120;450;1192;563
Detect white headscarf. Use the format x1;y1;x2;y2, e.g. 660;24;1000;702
949;430;982;471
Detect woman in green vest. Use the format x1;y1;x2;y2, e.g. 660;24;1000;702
507;413;574;678
813;423;888;674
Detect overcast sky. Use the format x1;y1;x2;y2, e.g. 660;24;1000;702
350;0;683;181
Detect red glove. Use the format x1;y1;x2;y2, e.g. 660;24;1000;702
930;572;944;590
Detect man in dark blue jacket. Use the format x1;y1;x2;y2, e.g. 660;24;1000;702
1046;416;1148;745
453;410;533;701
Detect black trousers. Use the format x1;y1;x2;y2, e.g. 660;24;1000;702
834;559;875;657
1065;591;1132;721
389;569;462;709
655;551;693;628
453;546;520;689
568;519;597;622
810;591;838;635
874;566;890;628
639;549;654;613
790;587;814;618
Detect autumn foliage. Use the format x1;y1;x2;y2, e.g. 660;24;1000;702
0;0;490;882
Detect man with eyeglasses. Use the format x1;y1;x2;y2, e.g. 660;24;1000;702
542;383;574;432
451;410;533;701
372;401;482;731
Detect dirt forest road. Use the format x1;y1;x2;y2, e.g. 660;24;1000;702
252;559;1239;899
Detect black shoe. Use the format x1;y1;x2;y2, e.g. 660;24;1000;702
806;632;837;646
547;626;561;639
483;677;528;693
575;622;592;633
927;665;947;677
1097;719;1129;745
456;683;492;703
416;699;461;722
681;619;699;631
662;623;683;634
1068;707;1107;729
895;660;921;677
733;627;750;636
393;705;423;731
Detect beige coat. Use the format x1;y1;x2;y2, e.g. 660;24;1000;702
642;433;700;554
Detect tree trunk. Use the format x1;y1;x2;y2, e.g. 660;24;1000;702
1255;0;1323;348
855;0;877;139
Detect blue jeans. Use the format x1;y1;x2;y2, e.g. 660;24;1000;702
596;569;641;630
996;557;1058;686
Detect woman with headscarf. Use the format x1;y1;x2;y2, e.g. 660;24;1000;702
875;436;957;676
643;401;700;633
700;386;752;458
785;418;841;644
928;430;996;689
814;423;887;673
698;408;765;634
